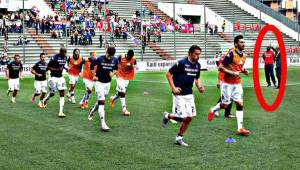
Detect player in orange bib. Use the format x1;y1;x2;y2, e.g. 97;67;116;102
208;35;251;136
213;48;234;118
109;49;136;116
66;48;84;104
79;51;97;109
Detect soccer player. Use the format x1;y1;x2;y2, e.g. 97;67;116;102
207;35;251;136
162;45;205;146
79;51;97;109
31;53;48;108
5;54;23;103
88;47;119;132
42;48;68;117
214;49;234;118
66;48;84;104
109;49;136;116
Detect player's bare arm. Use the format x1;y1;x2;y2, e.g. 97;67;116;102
4;67;9;80
109;70;117;77
19;71;23;80
91;70;98;81
195;79;205;93
166;71;181;94
31;68;42;77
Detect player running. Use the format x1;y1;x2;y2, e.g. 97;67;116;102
162;45;205;146
66;48;84;104
109;49;136;116
5;54;23;103
31;52;48;108
79;51;97;109
207;35;251;136
87;47;119;132
42;48;68;117
213;49;234;118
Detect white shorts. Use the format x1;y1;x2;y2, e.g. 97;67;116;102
83;78;94;90
68;74;79;85
34;80;47;93
95;81;111;100
8;78;20;91
116;77;129;92
221;83;243;105
172;94;196;118
48;77;66;92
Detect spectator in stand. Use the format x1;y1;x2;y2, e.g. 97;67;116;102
115;27;121;39
222;20;226;32
214;25;218;34
17;36;22;46
205;22;209;34
148;10;153;17
41;19;45;34
70;31;74;45
74;30;78;45
156;29;161;42
142;39;146;54
0;53;10;65
110;31;114;44
35;19;39;35
147;30;150;42
87;31;92;45
209;24;213;35
99;31;103;48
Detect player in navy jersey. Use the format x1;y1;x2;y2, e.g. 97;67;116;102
87;47;119;132
5;54;23;103
42;48;68;117
162;45;205;146
31;53;48;108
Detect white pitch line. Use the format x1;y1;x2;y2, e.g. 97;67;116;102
132;80;300;87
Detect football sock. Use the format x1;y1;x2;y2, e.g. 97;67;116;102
120;97;126;111
91;103;99;113
44;93;54;104
112;91;120;101
98;105;105;124
59;97;64;113
236;110;243;129
84;90;91;102
7;90;12;95
211;103;221;113
176;135;183;140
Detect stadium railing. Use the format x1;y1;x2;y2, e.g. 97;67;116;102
243;0;300;33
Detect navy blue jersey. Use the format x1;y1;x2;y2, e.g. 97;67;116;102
47;54;67;78
275;52;281;68
32;61;47;81
169;57;201;95
7;61;23;79
90;55;118;83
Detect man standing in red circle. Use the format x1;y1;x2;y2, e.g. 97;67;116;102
262;46;277;87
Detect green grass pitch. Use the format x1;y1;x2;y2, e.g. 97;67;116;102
0;67;299;169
